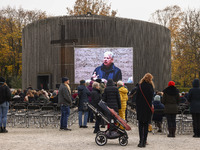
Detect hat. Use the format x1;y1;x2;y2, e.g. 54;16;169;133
0;77;5;83
154;95;161;101
62;77;69;83
107;79;114;86
168;81;175;86
80;80;85;84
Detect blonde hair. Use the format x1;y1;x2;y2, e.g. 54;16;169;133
139;73;155;88
92;82;100;88
12;90;17;95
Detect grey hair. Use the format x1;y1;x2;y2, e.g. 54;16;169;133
104;51;114;58
117;80;124;86
92;82;100;88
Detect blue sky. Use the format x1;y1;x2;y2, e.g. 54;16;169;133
1;0;200;21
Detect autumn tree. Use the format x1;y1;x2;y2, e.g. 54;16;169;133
177;9;200;86
150;5;184;87
67;0;117;16
0;6;47;88
150;6;200;89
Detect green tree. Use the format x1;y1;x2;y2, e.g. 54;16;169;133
67;0;117;16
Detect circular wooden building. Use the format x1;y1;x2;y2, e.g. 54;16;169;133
22;15;171;90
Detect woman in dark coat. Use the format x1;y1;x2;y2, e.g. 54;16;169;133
161;81;179;137
188;79;200;138
78;80;91;128
135;73;154;148
0;77;11;133
91;82;102;133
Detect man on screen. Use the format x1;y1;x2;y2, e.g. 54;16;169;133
92;51;122;83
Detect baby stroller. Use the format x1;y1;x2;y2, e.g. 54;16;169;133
88;100;131;146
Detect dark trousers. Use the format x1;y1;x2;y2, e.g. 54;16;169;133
138;121;149;143
166;114;176;128
88;108;94;122
94;116;101;132
192;113;200;136
60;105;70;128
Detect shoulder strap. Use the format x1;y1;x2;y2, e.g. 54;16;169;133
139;84;153;112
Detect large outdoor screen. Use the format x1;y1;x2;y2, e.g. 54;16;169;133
74;47;133;84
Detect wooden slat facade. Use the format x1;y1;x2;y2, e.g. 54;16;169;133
22;15;171;91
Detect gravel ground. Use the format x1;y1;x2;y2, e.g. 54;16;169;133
0;121;198;150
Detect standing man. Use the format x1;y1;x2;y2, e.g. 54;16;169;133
92;51;122;83
58;77;72;131
0;77;11;133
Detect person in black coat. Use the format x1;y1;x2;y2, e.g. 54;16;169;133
91;82;102;133
188;79;200;138
103;79;121;113
135;73;154;148
162;81;179;137
78;80;91;128
0;77;11;133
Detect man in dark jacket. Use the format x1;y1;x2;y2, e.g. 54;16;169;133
188;79;200;137
58;77;72;131
92;51;122;82
78;80;91;128
0;77;11;133
103;79;121;112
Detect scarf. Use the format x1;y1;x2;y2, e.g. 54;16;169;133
65;83;71;94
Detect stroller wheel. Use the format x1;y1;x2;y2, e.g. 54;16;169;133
119;135;128;146
95;132;107;146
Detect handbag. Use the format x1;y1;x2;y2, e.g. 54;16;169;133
83;102;89;111
139;84;154;113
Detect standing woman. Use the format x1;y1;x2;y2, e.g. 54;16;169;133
161;81;179;137
78;80;91;128
91;82;102;133
188;79;200;138
0;77;11;133
136;73;154;147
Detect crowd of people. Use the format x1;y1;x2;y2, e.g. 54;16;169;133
1;74;200;148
